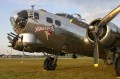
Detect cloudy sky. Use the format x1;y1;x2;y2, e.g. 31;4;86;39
0;0;120;55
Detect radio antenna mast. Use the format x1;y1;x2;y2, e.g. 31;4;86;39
31;5;35;11
30;5;36;18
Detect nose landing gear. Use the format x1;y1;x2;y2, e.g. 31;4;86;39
44;57;57;70
43;53;58;70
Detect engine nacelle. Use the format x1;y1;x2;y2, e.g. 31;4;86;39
87;19;120;48
12;33;45;52
17;33;42;47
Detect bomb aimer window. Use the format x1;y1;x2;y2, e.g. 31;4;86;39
16;10;28;28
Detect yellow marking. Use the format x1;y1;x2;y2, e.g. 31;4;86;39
70;19;73;23
94;64;98;67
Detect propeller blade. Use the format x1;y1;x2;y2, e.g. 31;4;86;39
98;5;120;27
93;33;99;67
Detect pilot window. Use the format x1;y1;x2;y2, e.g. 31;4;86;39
67;15;74;19
34;12;39;19
55;20;61;26
46;17;53;23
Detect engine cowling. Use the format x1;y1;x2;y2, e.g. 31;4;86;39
87;19;120;48
12;33;44;52
17;33;43;46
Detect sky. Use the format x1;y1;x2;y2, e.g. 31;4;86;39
0;0;120;55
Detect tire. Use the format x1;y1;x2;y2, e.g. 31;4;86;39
115;56;120;77
44;57;56;70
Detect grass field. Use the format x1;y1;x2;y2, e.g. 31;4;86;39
0;58;118;79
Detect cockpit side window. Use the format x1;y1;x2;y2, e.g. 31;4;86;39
55;20;61;26
34;12;39;19
66;15;74;19
46;17;53;23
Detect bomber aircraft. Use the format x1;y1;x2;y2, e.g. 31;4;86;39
7;5;120;77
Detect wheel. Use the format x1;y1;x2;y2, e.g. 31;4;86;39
115;56;120;77
44;57;57;70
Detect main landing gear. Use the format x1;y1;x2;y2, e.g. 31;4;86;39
104;48;120;77
104;50;114;65
43;53;58;70
115;47;120;77
115;56;120;77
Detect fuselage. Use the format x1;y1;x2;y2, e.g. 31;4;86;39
10;9;112;59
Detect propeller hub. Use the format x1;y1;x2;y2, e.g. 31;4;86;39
89;25;95;31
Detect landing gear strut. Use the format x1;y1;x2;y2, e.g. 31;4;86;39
44;54;58;70
115;56;120;77
104;50;114;65
115;47;120;77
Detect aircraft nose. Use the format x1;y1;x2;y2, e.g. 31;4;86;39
10;10;28;30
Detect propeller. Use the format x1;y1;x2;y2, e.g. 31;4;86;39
88;5;120;67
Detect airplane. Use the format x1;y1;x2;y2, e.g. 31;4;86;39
7;5;120;77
